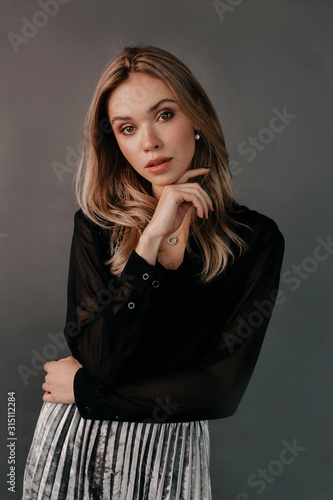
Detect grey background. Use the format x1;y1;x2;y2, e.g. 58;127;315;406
1;0;332;498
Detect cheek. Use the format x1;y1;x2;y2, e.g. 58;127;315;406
175;126;194;148
117;141;134;162
117;144;142;173
179;131;196;159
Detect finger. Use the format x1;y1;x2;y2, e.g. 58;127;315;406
173;185;212;219
42;391;54;403
174;189;210;219
176;183;213;213
174;168;211;185
175;187;208;218
174;167;210;185
42;382;51;392
43;360;57;372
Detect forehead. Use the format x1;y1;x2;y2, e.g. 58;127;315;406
107;73;176;116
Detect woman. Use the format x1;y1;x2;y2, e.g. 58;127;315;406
23;44;285;499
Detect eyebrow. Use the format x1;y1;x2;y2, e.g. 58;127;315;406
110;98;178;126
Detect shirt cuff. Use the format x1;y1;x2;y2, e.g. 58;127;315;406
74;366;104;420
120;249;167;297
74;366;125;421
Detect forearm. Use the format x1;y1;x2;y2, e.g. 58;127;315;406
134;227;164;266
65;219;170;385
73;343;257;423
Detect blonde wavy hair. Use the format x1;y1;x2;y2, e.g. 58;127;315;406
74;43;250;284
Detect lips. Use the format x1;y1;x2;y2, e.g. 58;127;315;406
145;157;172;168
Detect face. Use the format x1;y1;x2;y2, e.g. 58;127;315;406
107;72;197;200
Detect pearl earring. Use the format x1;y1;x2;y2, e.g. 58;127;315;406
195;130;201;140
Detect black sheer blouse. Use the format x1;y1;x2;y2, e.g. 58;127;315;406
63;202;285;423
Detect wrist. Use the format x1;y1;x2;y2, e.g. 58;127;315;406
142;223;165;242
135;228;164;266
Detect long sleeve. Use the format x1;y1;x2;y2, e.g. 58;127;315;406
71;213;285;423
64;209;169;384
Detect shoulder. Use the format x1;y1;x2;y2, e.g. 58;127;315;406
74;208;111;231
72;208;95;238
73;208;111;246
228;201;285;249
71;209;112;268
74;208;93;226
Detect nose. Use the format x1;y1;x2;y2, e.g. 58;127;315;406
142;124;162;151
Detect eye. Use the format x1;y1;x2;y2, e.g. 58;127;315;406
119;110;174;135
119;125;135;135
158;110;174;121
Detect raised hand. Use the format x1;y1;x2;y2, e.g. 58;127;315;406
147;167;214;243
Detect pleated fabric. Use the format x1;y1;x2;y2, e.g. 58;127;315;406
22;402;212;499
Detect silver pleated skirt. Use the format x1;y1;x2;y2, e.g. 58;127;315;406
23;402;212;499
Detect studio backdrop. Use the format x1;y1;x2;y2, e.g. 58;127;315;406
1;1;332;498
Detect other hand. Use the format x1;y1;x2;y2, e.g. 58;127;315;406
42;356;83;404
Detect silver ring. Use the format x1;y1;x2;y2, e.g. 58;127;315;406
167;236;178;245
